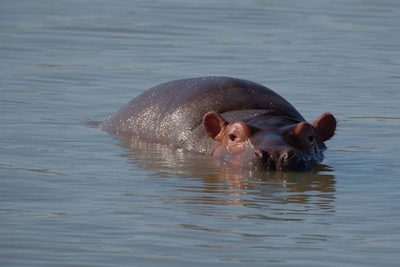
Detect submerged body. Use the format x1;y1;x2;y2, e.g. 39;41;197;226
100;77;336;170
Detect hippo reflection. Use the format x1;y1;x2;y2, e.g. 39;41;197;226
100;77;336;170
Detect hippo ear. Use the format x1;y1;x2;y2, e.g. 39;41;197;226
312;113;337;143
203;111;229;142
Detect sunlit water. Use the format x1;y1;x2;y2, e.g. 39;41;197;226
1;0;399;266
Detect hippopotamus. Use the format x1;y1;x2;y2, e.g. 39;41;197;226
100;76;336;171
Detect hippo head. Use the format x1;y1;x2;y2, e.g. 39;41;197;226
203;110;336;171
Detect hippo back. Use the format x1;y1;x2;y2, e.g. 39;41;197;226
100;77;305;148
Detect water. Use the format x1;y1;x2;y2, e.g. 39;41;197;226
1;0;399;266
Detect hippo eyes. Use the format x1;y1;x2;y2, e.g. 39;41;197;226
229;134;237;141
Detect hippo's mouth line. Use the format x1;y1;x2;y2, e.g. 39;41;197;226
252;154;312;171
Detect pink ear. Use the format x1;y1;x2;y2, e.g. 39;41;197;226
312;113;337;143
203;111;229;141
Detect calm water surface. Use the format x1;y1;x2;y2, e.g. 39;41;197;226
1;0;399;266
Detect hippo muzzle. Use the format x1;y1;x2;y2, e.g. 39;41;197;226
254;148;311;171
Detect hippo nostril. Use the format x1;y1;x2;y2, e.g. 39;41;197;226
255;150;277;169
255;149;264;158
286;149;297;160
255;149;271;160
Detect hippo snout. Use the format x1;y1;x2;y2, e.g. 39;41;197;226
254;149;311;171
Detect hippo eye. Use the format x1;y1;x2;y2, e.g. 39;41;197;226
229;134;237;141
308;136;315;143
